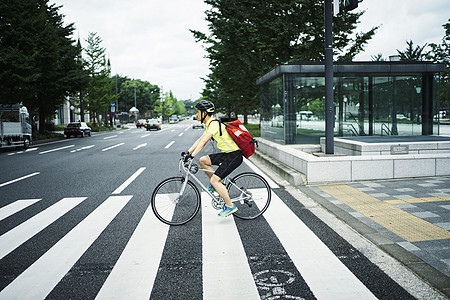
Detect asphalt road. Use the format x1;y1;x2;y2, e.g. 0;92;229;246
0;120;443;299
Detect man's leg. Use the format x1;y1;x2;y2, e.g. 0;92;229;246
199;155;232;207
199;155;214;180
210;174;232;207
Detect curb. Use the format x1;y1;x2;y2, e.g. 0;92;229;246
253;150;306;185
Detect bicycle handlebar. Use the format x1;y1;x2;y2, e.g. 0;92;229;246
179;158;199;175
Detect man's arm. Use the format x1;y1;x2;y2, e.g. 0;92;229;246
190;133;212;157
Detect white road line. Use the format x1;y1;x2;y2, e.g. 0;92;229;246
132;143;147;150
202;192;260;300
141;133;151;138
112;167;146;194
70;145;95;153
0;197;86;260
39;145;75;154
0;172;40;188
0;195;132;300
102;143;125;152
96;203;170;299
104;135;118;139
261;192;377;300
164;141;175;149
0;199;41;221
244;159;279;189
178;132;184;137
25;148;38;152
184;127;189;131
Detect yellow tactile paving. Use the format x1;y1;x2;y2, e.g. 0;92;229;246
319;184;450;242
385;196;450;205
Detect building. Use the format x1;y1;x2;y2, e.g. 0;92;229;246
257;61;445;145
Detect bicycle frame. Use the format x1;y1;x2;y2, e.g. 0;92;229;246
178;159;250;205
151;158;271;225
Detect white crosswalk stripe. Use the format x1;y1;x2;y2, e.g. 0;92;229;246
95;203;170;300
261;193;377;299
0;197;86;260
0;195;132;299
202;192;260;300
0;191;386;299
0;199;41;221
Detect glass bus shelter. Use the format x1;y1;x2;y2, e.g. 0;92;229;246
257;61;445;144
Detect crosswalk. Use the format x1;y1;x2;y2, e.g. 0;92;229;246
0;188;403;299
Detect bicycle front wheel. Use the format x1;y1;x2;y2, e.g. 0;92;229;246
151;177;200;226
227;172;271;220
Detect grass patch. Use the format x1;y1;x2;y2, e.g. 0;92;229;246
244;123;260;137
86;123;116;132
33;131;64;141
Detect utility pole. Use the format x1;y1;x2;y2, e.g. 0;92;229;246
324;0;334;154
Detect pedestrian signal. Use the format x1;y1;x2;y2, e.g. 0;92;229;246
340;0;358;14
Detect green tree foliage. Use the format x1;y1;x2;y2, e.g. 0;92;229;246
397;40;428;61
191;0;378;122
0;0;85;132
84;32;114;125
153;91;186;119
119;79;160;118
370;53;385;61
428;19;449;108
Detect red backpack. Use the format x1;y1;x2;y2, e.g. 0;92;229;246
214;120;258;158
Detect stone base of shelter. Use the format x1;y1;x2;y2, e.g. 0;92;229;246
255;137;450;185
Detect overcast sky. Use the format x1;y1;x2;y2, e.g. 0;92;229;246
51;0;449;101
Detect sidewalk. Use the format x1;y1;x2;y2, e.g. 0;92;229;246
250;144;450;298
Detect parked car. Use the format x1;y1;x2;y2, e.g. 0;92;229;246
64;122;91;138
168;117;178;124
192;122;205;129
396;114;408;120
145;119;161;131
136;119;147;128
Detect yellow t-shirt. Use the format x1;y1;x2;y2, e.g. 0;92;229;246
204;119;240;153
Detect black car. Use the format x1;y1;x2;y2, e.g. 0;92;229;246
64;122;91;138
145;119;161;131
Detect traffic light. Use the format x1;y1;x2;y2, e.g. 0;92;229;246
340;0;358;14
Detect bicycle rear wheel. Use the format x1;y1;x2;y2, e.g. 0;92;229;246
151;177;200;226
227;172;271;220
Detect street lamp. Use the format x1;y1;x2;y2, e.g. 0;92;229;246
161;88;165;124
133;83;137;121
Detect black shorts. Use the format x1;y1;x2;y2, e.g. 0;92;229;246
209;150;243;179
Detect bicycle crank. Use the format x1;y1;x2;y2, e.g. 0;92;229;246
211;197;225;210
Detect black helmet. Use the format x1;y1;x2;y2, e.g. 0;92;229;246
195;100;215;113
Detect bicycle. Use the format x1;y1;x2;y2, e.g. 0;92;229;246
151;158;271;226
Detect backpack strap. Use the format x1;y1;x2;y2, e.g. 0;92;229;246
210;119;223;136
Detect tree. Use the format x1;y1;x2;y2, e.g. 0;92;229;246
191;0;378;122
371;53;385;61
397;40;428;61
428;19;450;108
84;32;114;125
120;79;160;118
0;0;85;132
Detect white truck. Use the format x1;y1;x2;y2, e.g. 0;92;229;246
0;104;32;149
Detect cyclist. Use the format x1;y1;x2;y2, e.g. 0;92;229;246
183;100;243;217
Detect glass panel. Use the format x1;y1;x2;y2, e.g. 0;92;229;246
260;76;284;143
285;75;325;144
259;68;441;144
